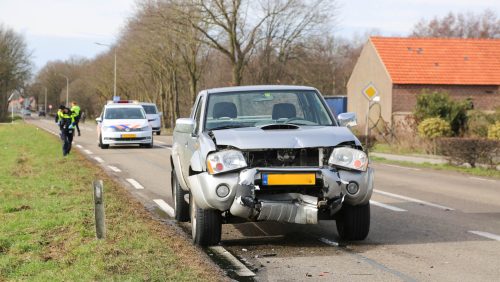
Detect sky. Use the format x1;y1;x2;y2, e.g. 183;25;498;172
0;0;499;71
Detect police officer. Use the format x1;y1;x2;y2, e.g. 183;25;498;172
59;107;76;156
55;105;65;140
71;101;81;136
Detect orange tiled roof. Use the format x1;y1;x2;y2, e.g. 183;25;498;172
370;37;500;85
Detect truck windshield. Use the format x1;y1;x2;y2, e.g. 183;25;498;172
105;108;145;119
204;90;334;131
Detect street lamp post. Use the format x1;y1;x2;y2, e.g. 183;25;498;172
44;87;47;113
95;42;117;98
59;74;69;107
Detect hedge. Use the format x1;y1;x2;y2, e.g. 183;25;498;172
437;137;500;168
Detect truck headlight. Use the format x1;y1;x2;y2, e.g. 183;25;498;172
207;150;247;174
328;147;368;172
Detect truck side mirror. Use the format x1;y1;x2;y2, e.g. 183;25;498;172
174;118;195;134
338;112;357;128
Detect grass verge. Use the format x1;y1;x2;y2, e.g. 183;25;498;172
0;123;223;281
371;156;500;179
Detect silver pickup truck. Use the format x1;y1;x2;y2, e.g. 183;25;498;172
171;85;374;246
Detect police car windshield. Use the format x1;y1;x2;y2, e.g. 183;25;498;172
141;105;157;114
105;108;145;119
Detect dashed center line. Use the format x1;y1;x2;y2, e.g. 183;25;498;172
127;178;144;189
153;199;174;217
84;149;93;154
468;231;500;241
374;190;454;211
370;200;407;212
107;166;121;172
93;156;104;163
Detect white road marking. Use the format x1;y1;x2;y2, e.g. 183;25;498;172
76;144;83;149
381;163;421;171
209;246;255;277
370;200;407;212
155;140;167;144
469;177;496;182
93;156;104;163
468;231;500;241
84;149;93;155
127;178;144;189
374;190;454;211
107;166;121;172
319;237;339;246
153;199;174;217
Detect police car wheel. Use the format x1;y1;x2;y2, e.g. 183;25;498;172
156;131;161;136
99;135;109;149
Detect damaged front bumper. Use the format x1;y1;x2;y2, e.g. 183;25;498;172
187;167;374;225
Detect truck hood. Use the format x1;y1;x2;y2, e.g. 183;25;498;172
210;126;360;149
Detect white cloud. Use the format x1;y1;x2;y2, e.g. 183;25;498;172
0;0;136;39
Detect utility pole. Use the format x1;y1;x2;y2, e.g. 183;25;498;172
59;74;69;107
95;42;117;98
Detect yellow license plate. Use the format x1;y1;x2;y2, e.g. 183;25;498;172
263;173;316;186
121;134;136;138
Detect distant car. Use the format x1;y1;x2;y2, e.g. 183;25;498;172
140;103;162;135
38;111;46;117
171;85;373;246
96;100;153;149
21;109;31;116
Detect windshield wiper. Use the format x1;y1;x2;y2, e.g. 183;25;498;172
209;124;248;131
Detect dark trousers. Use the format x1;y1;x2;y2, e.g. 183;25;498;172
74;117;81;135
62;129;74;156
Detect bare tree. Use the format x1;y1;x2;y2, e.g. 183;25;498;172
0;24;31;121
411;9;500;38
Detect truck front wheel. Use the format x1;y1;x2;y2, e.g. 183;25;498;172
171;170;189;222
190;196;222;246
336;203;370;241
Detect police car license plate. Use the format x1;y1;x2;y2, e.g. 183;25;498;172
121;134;136;138
262;173;315;186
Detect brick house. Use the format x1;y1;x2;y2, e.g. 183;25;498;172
347;37;500;128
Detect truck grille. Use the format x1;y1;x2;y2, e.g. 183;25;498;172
244;148;330;167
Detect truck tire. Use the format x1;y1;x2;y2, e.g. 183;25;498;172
171;170;189;222
336;203;370;241
190;195;222;246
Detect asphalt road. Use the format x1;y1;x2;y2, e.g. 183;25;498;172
30;117;500;282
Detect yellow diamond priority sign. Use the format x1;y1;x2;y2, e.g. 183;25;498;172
362;83;378;101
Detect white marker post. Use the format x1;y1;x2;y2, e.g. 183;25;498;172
93;180;106;239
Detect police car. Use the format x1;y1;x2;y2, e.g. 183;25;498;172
139;102;162;135
96;100;153;149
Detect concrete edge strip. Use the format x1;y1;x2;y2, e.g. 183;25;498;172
374;190;454;211
319;237;339;246
469;177;496;183
107;165;121;173
76;144;83;149
381;163;421;171
468;231;500;241
208;246;255;277
370;200;407;212
84;149;93;155
153;199;174;218
126;178;144;189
